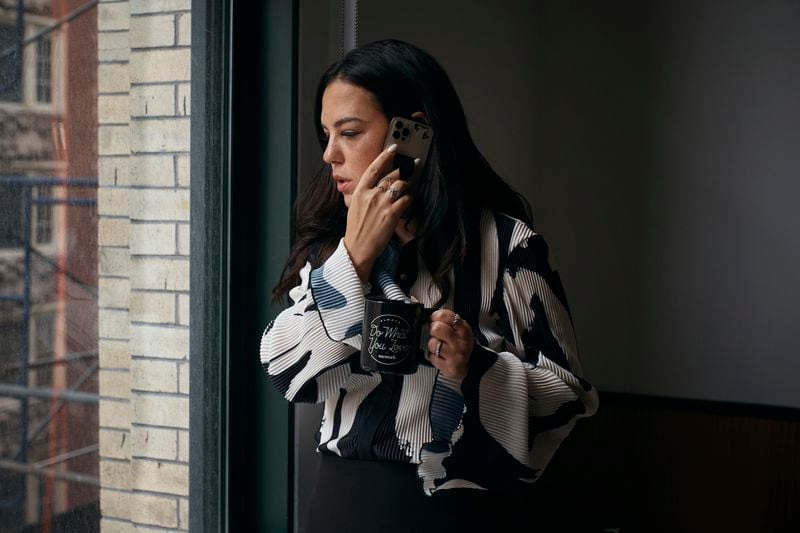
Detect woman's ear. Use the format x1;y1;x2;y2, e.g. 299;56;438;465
411;111;428;124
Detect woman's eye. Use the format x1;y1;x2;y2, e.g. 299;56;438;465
320;131;359;143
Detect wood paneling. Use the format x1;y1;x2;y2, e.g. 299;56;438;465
535;393;800;533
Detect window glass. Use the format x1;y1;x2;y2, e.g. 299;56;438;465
35;35;51;104
0;22;22;102
0;1;98;530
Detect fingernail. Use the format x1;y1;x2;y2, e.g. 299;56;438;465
387;144;398;153
413;158;421;166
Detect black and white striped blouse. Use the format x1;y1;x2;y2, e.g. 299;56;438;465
260;209;599;495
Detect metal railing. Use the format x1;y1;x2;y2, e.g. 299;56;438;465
0;176;100;512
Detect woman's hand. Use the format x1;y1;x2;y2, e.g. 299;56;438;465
343;144;412;282
427;309;475;381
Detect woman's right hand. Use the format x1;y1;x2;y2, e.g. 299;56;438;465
343;144;412;282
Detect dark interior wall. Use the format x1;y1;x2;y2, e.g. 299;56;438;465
638;0;800;406
297;0;800;408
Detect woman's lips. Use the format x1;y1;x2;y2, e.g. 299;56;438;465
335;178;351;193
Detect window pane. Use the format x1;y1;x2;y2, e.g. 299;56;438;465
36;36;51;104
34;185;53;244
0;23;22;103
1;2;99;531
0;183;23;248
5;1;197;529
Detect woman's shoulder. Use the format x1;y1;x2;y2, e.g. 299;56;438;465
479;208;537;250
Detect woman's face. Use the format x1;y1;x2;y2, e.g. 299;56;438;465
320;79;389;208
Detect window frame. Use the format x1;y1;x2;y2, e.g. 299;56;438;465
0;12;64;113
190;1;297;531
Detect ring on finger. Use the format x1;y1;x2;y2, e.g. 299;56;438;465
451;313;461;328
389;187;400;200
376;184;386;192
434;340;443;358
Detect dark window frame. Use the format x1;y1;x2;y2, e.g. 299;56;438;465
190;0;297;531
189;0;231;530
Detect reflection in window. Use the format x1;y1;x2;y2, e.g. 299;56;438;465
0;317;21;385
0;183;23;248
0;22;22;103
32;310;55;386
1;2;99;531
35;35;51;104
34;185;53;245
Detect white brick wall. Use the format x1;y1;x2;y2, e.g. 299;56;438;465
132;359;179;393
130;15;176;48
131;85;176;117
98;219;131;247
98;31;131;62
101;488;133;520
130;493;180;528
99;94;132;123
130;154;176;186
98;125;131;156
131;0;191;14
129;189;190;221
99;429;131;460
131;292;175;323
98;340;130;370
130;49;191;83
99;2;131;31
98;63;131;93
130;257;190;291
98;157;132;187
130;117;191;152
98;0;191;530
132;426;178;459
133;395;189;428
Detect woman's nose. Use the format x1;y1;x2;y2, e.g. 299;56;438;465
322;136;342;165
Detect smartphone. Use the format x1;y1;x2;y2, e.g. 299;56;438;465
382;116;434;182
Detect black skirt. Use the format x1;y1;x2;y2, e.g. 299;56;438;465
299;451;569;533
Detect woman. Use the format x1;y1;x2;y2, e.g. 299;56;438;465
261;39;598;531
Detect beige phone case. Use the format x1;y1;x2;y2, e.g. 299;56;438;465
383;116;434;181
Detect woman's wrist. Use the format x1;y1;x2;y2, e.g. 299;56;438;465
342;238;375;283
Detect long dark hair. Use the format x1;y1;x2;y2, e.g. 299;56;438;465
273;39;531;305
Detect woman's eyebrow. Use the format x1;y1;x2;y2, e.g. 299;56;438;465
321;116;366;129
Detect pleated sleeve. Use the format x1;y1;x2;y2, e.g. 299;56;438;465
259;239;370;403
419;223;598;494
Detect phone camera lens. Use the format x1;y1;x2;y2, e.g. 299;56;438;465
402;128;410;136
392;131;400;139
396;121;404;129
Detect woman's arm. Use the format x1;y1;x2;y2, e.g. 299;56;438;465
259;239;371;403
420;223;598;494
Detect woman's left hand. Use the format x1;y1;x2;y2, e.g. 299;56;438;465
427;309;475;381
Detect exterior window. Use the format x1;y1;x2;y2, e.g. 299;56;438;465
34;185;53;245
0;184;54;249
0;318;20;384
35;35;51;104
0;183;23;248
31;310;55;386
0;22;22;102
2;1;196;530
0;19;59;108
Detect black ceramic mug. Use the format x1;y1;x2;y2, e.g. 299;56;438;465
361;297;434;374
